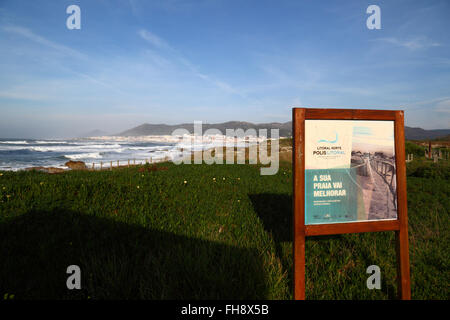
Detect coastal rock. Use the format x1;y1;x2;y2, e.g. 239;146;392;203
26;167;66;174
65;160;87;170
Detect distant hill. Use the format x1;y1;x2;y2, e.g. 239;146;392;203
117;121;449;140
404;127;450;141
118;121;293;137
79;129;109;138
433;134;450;141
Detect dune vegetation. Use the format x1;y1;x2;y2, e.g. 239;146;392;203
0;140;448;300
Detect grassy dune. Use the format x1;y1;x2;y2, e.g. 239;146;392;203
0;147;448;299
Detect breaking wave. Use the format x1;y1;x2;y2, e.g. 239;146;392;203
65;152;103;160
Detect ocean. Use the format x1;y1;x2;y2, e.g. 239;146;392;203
0;138;180;171
0;135;258;171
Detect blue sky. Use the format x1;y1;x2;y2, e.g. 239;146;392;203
0;0;449;138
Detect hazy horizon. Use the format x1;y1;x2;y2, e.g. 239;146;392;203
1;118;449;140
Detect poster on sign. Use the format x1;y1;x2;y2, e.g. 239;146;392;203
304;120;398;225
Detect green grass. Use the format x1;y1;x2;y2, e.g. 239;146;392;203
405;141;427;158
0;159;448;300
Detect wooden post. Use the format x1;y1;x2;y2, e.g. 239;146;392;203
92;163;95;170
394;111;411;300
128;159;130;167
428;141;432;159
100;161;103;170
110;161;112;170
293;108;306;300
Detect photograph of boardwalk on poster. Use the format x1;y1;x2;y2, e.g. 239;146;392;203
305;120;397;225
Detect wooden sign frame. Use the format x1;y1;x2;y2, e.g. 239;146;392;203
292;108;411;300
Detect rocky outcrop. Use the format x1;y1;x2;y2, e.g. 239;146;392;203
25;167;66;174
65;160;87;170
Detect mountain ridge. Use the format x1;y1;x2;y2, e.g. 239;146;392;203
117;121;292;137
111;121;450;140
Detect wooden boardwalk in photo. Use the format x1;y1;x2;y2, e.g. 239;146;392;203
354;156;397;220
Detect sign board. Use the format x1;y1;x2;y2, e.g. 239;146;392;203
305;120;398;225
292;108;410;300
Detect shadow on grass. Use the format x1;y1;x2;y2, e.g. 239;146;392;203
249;193;293;293
249;193;292;243
249;193;398;299
0;209;267;299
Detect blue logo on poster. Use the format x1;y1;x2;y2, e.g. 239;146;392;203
317;132;338;144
